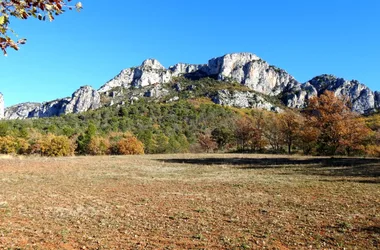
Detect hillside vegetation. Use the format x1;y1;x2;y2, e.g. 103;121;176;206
0;90;379;157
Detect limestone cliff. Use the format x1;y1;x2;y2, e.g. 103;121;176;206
3;53;379;119
99;53;299;97
5;86;100;119
283;75;378;114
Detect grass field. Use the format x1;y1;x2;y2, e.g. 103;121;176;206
0;154;379;249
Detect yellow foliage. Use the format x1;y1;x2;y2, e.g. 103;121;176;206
366;145;380;158
117;135;144;155
0;136;30;155
88;136;110;155
38;134;75;157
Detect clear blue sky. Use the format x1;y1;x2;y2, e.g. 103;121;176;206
1;0;379;107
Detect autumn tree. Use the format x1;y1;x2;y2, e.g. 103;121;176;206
279;110;302;154
198;133;218;153
263;112;284;153
0;135;29;154
38;134;75;157
87;136;110;155
234;117;254;151
298;118;319;155
117;135;144;155
304;91;370;155
0;0;82;55
250;110;267;152
211;127;233;150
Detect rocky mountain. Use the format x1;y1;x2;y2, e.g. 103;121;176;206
1;53;379;120
98;53;299;97
4;86;100;119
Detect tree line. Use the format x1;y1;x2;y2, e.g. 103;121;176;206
0;91;379;157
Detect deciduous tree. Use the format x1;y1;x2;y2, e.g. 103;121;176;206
279;110;301;154
304;91;371;155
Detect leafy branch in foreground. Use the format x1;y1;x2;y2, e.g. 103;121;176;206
0;0;82;55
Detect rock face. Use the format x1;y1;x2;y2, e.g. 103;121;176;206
63;86;101;114
207;53;299;96
98;53;378;114
5;86;100;120
306;75;376;114
0;93;4;119
282;75;379;114
98;59;205;92
5;102;42;120
4;53;379;119
28;99;69;118
212;90;281;112
144;85;169;99
99;53;299;97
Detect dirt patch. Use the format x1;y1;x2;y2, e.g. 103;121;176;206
0;154;379;249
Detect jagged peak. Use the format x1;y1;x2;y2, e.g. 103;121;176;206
71;85;97;98
222;52;260;60
209;52;261;64
141;58;165;70
8;102;41;107
309;74;364;84
78;85;94;89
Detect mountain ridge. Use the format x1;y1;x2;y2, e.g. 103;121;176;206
1;53;379;120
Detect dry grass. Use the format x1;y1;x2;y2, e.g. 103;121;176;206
0;154;379;249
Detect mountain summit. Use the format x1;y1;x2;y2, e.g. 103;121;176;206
1;53;379;119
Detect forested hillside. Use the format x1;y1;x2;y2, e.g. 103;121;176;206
0;90;379;157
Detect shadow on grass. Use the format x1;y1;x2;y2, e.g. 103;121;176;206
361;226;380;234
156;157;380;179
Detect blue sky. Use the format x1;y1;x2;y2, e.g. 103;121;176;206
1;0;379;107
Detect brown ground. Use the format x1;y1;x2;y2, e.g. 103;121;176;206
0;154;379;249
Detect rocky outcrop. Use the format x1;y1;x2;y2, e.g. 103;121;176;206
99;53;300;98
207;53;300;96
4;102;41;120
282;83;318;109
28;99;69;118
144;85;169;99
63;86;101;114
0;93;4;119
281;74;379;114
99;59;205;93
99;59;171;92
211;89;281;112
169;63;206;77
306;75;376;114
5;86;100;119
4;53;379;119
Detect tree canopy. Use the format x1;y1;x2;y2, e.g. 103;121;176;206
0;0;82;55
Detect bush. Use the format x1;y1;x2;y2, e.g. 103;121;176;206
117;135;144;155
39;134;75;157
366;145;380;157
0;136;30;155
198;133;217;153
88;136;110;155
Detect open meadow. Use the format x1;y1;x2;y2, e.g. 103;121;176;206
0;154;379;249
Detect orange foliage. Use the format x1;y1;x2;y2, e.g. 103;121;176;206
117;135;144;155
88;136;110;155
304;91;371;155
198;134;218;153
